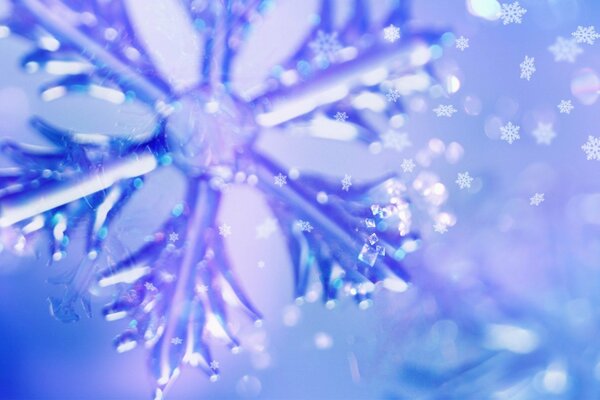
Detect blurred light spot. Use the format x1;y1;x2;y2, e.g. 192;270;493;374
445;142;464;163
236;375;262;398
283;305;301;327
445;75;461;94
390;114;406;129
314;332;333;349
540;363;568;394
428;138;445;154
353;91;386;112
484;116;503;140
571;68;600;105
441;32;456;46
467;0;501;20
485;324;539;353
463;95;482;116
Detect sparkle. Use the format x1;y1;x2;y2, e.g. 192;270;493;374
519;55;535;81
557;100;574;114
500;122;521;144
530;193;545;206
455;172;474;190
455;35;469;51
500;1;527;25
582;136;600;160
218;223;232;237
548;37;582;63
572;25;600;45
334;111;348;122
532;123;556;145
341;174;352;191
433;104;457;117
171;337;183;345
383;24;401;43
256;217;278;239
433;222;448;234
400;158;416;173
274;173;287;187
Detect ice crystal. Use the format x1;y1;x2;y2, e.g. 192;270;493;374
455;172;473;190
341;174;352;191
530;193;545;206
500;1;527;25
334;111;348;122
386;88;402;102
548;37;582;63
572;25;600;45
558;100;574;114
532;123;556;145
455;36;469;51
519;55;536;81
433;222;448;234
383;24;400;43
582;136;600;160
0;0;445;397
500;122;521;144
400;159;416;173
433;104;457;117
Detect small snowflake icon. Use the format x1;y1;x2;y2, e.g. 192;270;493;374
218;223;232;237
582;135;600;160
519;55;536;81
168;232;179;243
381;131;412;152
334;111;348;122
341;174;352;191
433;222;448;234
196;284;209;294
557;100;574;114
144;282;157;292
209;360;220;370
548;37;582;63
455;172;474;190
530;193;545;206
433;104;457;117
532;123;556;145
171;337;183;345
386;88;402;102
274;173;287;187
309;30;341;62
401;158;416;173
572;25;600;45
296;220;314;233
500;1;527;25
383;24;400;42
455;35;469;51
500;122;521;144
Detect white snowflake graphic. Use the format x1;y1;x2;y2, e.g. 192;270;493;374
168;232;179;243
519;55;536;81
532;123;556;145
256;217;278;239
433;222;448;234
500;122;521;144
433;104;457;117
209;360;220;370
401;158;416;173
296;220;314;233
144;282;157;292
334;111;348;122
386;87;402;102
572;25;600;45
383;24;400;43
274;173;287;187
557;100;574;114
309;30;341;62
500;1;527;25
196;284;209;294
530;193;545;206
455;35;469;51
582;135;600;160
548;36;582;63
455;172;474;190
171;337;183;345
341;174;352;191
218;223;232;237
381;131;411;152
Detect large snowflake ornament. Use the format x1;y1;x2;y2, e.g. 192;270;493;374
499;1;527;25
0;0;445;397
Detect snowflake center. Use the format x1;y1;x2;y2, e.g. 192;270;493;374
165;87;258;177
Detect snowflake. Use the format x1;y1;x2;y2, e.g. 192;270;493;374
433;104;457;117
341;174;352;191
455;172;474;190
582;136;600;160
381;131;412;152
500;122;521;144
433;222;448;234
386;88;402;102
455;36;469;51
401;159;416;173
383;24;401;42
168;232;179;243
274;173;288;187
256;218;278;239
572;25;600;45
0;0;445;395
218;223;232;237
334;111;348;122
558;100;574;114
530;193;545;206
171;337;183;346
532;123;556;145
296;220;314;233
548;37;582;63
309;30;341;62
500;1;527;25
519;56;536;81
